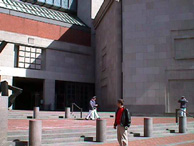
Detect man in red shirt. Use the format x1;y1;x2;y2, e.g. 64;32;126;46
114;99;131;146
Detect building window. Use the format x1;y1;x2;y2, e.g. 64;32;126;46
16;45;42;70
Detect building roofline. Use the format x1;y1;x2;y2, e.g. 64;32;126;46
93;0;114;29
0;0;91;32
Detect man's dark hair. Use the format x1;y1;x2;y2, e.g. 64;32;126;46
118;99;124;105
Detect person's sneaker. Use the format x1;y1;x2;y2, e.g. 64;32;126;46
85;118;89;120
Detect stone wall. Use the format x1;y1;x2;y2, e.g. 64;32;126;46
0;31;94;110
122;0;194;114
95;0;122;111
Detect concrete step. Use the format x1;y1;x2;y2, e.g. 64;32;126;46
8;130;194;146
7;122;194;136
7;126;194;144
8;111;115;119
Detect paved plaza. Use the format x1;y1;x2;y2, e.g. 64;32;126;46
7;111;194;146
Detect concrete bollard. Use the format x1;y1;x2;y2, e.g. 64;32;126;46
29;120;42;146
33;107;40;119
179;116;187;133
65;107;70;119
96;119;107;142
144;118;153;137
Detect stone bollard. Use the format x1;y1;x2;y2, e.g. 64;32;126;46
144;118;153;137
179;116;187;133
96;119;107;142
33;107;40;119
65;107;70;119
0;96;8;145
29;120;42;146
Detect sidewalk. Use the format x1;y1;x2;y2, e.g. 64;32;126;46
92;134;194;146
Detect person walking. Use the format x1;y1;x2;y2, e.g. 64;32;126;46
114;99;131;146
85;96;100;120
178;96;188;117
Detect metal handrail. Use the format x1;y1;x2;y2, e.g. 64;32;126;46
176;109;194;123
72;103;83;118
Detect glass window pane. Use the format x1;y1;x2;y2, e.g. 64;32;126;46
31;53;36;58
54;0;61;7
25;63;30;68
26;47;31;52
19;57;25;62
46;0;53;5
17;45;42;70
18;62;24;68
19;51;25;56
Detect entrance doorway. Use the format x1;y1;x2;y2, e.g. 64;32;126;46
55;81;95;111
13;77;43;110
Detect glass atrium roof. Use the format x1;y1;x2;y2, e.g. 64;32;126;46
0;0;86;27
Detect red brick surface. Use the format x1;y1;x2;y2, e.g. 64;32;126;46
8;117;194;131
92;134;194;146
0;13;91;46
8;117;194;145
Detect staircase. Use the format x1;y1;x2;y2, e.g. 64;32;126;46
7;122;194;145
8;110;115;119
7;110;194;146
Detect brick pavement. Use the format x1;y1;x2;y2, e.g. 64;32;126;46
8;117;194;146
92;134;194;146
8;117;194;131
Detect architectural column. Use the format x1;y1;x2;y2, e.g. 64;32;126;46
0;96;8;145
43;79;55;110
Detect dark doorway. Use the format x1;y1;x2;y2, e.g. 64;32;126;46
13;77;43;110
55;81;95;111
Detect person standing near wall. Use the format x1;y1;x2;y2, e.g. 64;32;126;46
114;99;131;146
178;96;188;117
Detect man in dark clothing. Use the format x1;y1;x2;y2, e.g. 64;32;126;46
178;96;188;117
114;99;131;146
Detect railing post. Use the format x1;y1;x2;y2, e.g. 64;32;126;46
176;109;179;123
80;108;83;119
72;103;74;113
